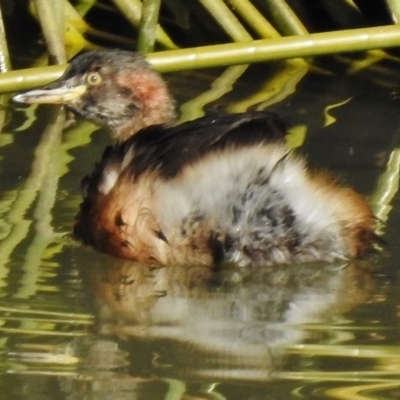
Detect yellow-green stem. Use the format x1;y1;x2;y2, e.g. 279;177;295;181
0;2;10;72
198;0;253;41
3;25;400;92
112;0;177;49
386;0;400;23
138;0;162;53
33;0;66;64
264;0;308;36
228;0;280;38
147;25;400;72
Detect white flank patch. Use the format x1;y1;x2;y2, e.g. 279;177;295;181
153;143;345;251
99;167;120;195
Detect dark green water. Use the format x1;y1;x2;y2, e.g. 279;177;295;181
1;54;400;399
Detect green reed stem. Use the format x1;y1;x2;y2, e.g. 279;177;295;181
64;0;93;34
62;0;136;48
112;0;177;49
111;0;141;25
386;0;400;23
3;25;400;92
138;0;162;53
264;0;308;36
228;0;280;38
198;0;253;41
33;0;66;64
0;65;66;92
147;25;400;72
0;2;10;72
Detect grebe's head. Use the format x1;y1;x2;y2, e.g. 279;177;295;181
13;50;176;141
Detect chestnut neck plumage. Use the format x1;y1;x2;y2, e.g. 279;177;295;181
103;67;176;142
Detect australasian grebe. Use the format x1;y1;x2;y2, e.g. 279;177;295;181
14;49;376;267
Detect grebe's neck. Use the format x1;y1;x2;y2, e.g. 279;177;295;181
107;68;176;142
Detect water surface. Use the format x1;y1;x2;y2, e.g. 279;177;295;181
1;54;400;399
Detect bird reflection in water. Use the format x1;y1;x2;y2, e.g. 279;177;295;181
77;250;375;383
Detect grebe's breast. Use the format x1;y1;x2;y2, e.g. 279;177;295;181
74;112;375;267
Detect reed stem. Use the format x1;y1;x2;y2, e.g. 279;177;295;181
228;0;280;38
3;25;400;92
32;0;66;64
0;65;66;92
198;0;253;41
138;0;162;53
0;2;10;72
148;25;400;72
386;0;400;23
112;0;177;49
263;0;308;36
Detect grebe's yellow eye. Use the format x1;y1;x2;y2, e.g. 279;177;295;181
86;72;102;86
